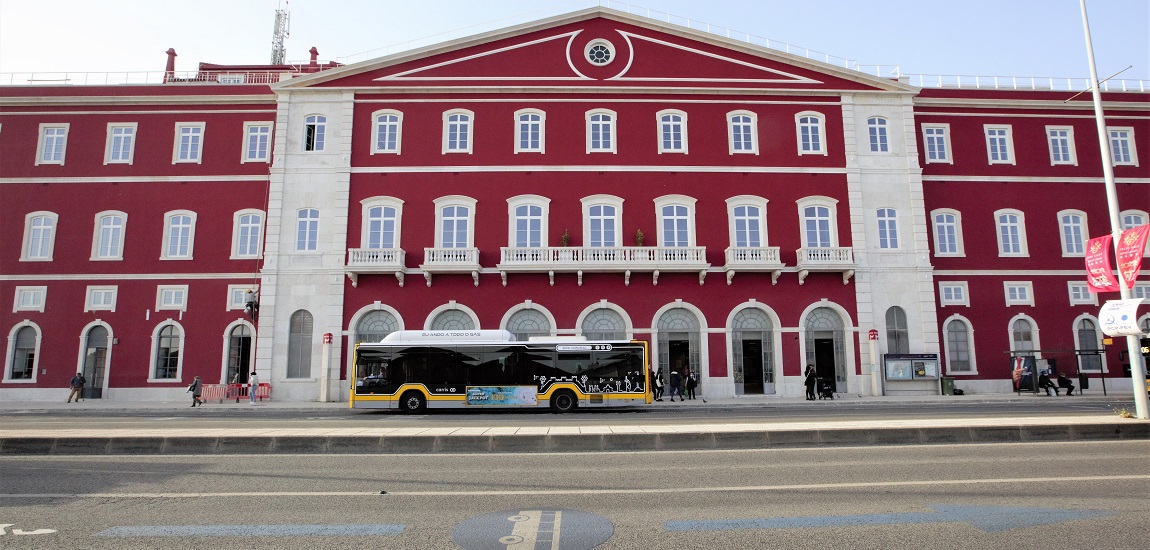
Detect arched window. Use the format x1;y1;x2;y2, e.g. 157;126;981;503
582;308;626;341
944;318;974;373
514;109;545;153
22;212;57;261
287;310;313;379
1057;210;1087;256
153;324;181;380
372;110;402;154
304;115;326;151
995;209;1028;256
867;117;888;152
7;326;38;380
442;109;474;153
931;209;964;256
727;111;758;154
586;110;617;153
656;110;687;153
356;310;399;345
877;208;899;249
506;309;551;341
1076;319;1102;372
885;306;909;354
296;209;319;252
430;310;475;330
795;112;826;155
1011;319;1035;356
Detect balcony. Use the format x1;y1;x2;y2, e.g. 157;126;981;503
723;247;784;285
497;246;710;286
420;247;481;286
795;247;855;285
345;248;406;287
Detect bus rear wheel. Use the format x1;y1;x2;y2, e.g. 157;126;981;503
549;390;578;413
398;391;426;413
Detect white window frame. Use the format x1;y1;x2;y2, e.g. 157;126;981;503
867;116;889;153
5;322;41;383
35;123;69;166
172;122;205;164
1120;209;1150;257
1046;125;1077;166
227;284;259;311
91;210;127;261
231;209;265;259
513;109;545;154
938;281;970;307
1131;282;1150;301
85;285;118;312
727;111;758;155
13;286;46;313
21;211;58;262
1057;209;1087;257
304;114;326;152
984;124;1015;165
296;208;320;252
442;109;474;154
994;209;1029;257
586;109;617;154
160;210;197;260
942;314;978;375
1008;314;1041;358
797;196;839;248
1067;282;1098;306
360;196;404;249
794;111;826;156
656;109;688;154
1107;126;1138;166
433;195;478;249
654;195;698;247
156;285;189;312
506;195;550;247
1073;315;1106;373
371;110;402;155
581;194;624;247
242;121;273;163
922;124;952;164
876;208;899;249
726;195;769;248
148;321;185;382
104;122;138;165
930;208;965;257
1004;281;1035;307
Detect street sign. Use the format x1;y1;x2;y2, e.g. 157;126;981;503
1099;298;1146;337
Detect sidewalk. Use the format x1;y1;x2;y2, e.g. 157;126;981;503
1;393;1146;456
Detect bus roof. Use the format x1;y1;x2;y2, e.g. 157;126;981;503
379;330;516;343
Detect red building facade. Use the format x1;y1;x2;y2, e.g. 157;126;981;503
2;8;1147;402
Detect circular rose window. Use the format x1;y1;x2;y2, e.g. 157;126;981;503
585;40;614;66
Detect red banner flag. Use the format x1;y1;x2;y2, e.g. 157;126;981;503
1085;235;1120;292
1116;224;1150;288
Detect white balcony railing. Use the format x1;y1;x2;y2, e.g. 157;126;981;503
795;247;855;285
345;248;405;287
419;247;481;287
723;246;783;285
497;245;709;286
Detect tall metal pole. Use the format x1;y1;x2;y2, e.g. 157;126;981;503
1079;0;1149;419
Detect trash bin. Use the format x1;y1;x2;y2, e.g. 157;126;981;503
1078;374;1089;391
941;376;955;396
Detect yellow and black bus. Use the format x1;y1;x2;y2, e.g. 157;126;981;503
351;330;650;413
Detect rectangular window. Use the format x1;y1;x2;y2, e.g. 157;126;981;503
1046;126;1076;165
803;205;832;248
1132;283;1149;301
156;285;189;311
868;117;888;153
732;205;762;247
728;113;757;154
588;205;617;247
939;282;969;307
984;125;1015;164
173;123;205;163
227;285;258;310
923;125;951;163
440;206;470;248
244;122;272;162
877;208;899;249
85;286;118;312
304;115;326;152
1004;282;1034;306
36;124;69;165
515;112;543;153
297;209;319;252
1108;127;1138;165
1067;282;1097;306
105;123;137;164
514;204;543;247
13;286;47;312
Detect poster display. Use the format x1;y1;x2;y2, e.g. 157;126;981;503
883;354;940;381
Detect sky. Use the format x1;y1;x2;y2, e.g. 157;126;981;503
1;0;1147;83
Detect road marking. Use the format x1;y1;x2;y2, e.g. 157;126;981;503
3;474;1149;499
665;504;1115;533
0;523;57;535
96;524;405;537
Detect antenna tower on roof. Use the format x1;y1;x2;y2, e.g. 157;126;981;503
270;4;291;65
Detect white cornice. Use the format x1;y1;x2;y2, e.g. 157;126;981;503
350;165;849;174
1;272;259;282
0;175;270;185
352;96;844;105
913;97;1149;111
0;108;277;116
0;95;276;107
922;175;1149;184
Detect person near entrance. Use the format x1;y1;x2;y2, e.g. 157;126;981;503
248;370;259;405
67;372;86;403
187;375;203;407
651;368;664;401
669;370;682;402
803;365;817;401
684;367;697;400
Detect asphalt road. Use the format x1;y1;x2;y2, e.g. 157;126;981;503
1;440;1148;549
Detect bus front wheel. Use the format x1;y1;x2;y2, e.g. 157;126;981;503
398;391;426;413
549;390;578;413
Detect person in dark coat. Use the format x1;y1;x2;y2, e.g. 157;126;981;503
803;365;817;401
1057;372;1075;396
67;372;86;403
188;375;203;407
1038;370;1058;396
669;370;683;402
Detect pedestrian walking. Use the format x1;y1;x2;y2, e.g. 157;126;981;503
66;372;86;403
669;370;682;402
804;365;817;401
651;368;664;401
248;370;259;404
187;375;203;407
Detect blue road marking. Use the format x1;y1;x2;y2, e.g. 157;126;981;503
96;524;405;537
665;504;1115;534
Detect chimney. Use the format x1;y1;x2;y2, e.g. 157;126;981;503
309;47;319;66
164;48;177;83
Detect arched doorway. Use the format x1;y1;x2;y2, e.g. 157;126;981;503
226;324;253;384
81;326;109;399
657;308;701;391
731;308;775;395
805;307;846;392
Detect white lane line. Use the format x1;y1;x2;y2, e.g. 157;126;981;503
3;474;1148;499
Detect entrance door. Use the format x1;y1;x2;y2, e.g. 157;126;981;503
814;338;837;391
227;325;253;384
668;340;690;381
741;339;764;394
82;326;108;399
